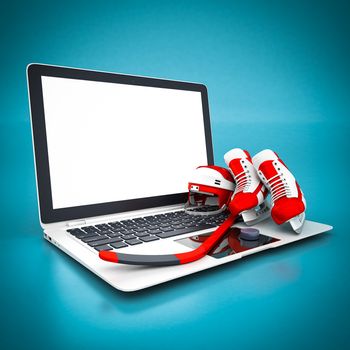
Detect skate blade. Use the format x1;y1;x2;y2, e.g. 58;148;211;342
242;203;271;226
288;212;306;233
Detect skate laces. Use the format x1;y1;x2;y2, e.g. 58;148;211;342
234;170;251;193
266;173;291;203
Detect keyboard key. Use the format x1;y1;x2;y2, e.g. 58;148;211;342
185;223;198;228
171;221;182;225
81;234;106;243
122;234;136;240
122;224;138;229
125;238;142;245
172;224;186;229
82;226;98;232
133;227;148;233
133;218;146;222
134;231;150;237
108;228;124;233
75;233;90;239
122;230;136;235
120;219;134;226
109;237;123;242
67;228;86;236
94;245;113;252
97;230;113;235
95;224;110;230
69;231;95;238
156;224;215;239
76;232;99;239
139;236;159;242
88;237;125;247
117;229;127;234
107;232;122;238
148;229;162;234
109;223;124;229
110;242;128;249
161;227;174;232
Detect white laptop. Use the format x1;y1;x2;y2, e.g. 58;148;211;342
27;64;332;292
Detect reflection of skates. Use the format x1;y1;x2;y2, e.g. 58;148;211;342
186;228;278;258
224;148;270;225
252;149;306;233
190;234;230;255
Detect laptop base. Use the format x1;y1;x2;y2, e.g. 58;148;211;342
44;218;332;292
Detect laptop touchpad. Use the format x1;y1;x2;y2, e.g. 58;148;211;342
176;227;280;259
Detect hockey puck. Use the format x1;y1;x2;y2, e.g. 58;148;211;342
239;228;260;241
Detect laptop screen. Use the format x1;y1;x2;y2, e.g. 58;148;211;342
40;75;208;210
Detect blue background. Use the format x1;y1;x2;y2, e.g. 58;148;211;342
1;0;349;349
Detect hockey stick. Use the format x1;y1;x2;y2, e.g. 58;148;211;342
99;214;236;266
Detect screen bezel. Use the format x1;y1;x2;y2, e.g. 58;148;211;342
27;64;214;224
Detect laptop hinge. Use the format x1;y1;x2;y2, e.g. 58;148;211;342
66;219;87;227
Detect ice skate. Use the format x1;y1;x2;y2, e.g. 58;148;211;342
252;149;306;233
224;148;270;225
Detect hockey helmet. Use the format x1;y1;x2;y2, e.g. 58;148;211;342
185;165;235;215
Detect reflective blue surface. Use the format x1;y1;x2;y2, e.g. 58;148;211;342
1;1;349;349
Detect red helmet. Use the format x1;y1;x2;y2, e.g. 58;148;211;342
185;165;235;215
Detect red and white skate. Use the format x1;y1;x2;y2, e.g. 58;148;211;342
224;148;270;225
252;149;306;233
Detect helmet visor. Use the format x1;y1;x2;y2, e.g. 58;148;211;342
185;192;225;215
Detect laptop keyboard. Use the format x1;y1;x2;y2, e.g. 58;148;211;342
67;210;230;252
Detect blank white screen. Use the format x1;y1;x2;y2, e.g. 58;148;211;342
41;76;208;209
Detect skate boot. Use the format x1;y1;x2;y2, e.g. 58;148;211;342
252;149;306;233
224;148;270;225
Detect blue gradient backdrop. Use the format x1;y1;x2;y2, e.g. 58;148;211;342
0;1;349;349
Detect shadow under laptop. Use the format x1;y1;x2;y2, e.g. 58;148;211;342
47;231;330;321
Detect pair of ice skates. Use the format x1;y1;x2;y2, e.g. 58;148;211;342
224;148;306;233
